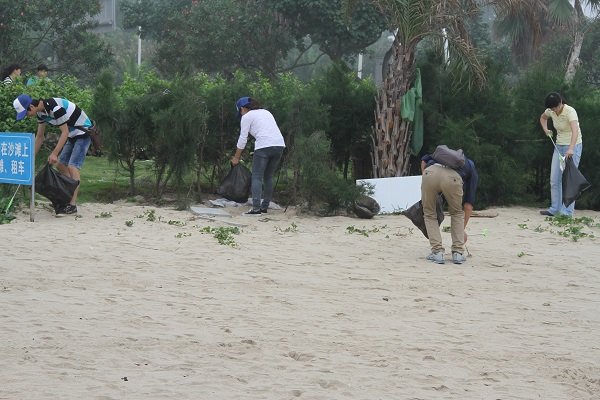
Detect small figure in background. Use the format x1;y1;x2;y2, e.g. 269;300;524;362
26;64;51;86
2;64;22;85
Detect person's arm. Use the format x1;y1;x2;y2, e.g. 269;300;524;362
462;201;473;244
566;119;578;158
231;115;251;165
463;202;473;227
420;160;427;174
48;124;69;165
34;123;47;155
539;112;553;137
462;162;479;241
231;148;244;166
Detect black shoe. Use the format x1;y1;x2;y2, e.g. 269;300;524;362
52;202;65;213
55;205;67;217
243;209;262;216
260;208;268;213
64;204;78;215
539;210;554;216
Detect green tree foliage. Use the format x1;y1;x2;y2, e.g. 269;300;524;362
265;0;387;61
91;70;163;195
289;131;366;214
121;0;387;77
121;0;297;77
573;90;600;209
147;79;209;198
0;0;113;82
316;62;376;179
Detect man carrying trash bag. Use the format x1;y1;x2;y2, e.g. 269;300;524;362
13;94;95;216
420;145;479;265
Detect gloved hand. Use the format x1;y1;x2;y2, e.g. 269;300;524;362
546;130;553;138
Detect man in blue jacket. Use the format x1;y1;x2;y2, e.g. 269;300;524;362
420;147;478;265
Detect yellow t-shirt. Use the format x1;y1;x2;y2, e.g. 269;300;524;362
544;104;583;145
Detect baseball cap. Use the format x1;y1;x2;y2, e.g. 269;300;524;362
235;96;251;118
13;94;33;121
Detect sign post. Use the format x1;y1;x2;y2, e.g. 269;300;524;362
0;132;35;222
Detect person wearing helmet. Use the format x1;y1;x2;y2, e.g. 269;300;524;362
231;97;285;215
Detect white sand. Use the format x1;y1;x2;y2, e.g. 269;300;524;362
1;202;599;399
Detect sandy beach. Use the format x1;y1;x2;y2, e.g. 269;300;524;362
1;202;599;400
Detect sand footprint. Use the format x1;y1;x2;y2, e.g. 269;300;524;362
287;351;314;362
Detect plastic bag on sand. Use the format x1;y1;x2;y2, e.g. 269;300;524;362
353;195;381;219
217;164;252;203
402;194;445;239
35;163;79;206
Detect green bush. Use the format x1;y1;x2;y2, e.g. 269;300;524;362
289;131;365;214
0;76;93;135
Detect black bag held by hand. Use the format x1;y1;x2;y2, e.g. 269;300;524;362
562;157;591;207
403;194;445;239
217;164;252;203
35;163;80;206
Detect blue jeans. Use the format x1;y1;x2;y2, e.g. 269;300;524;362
59;135;91;169
251;146;284;210
547;143;582;216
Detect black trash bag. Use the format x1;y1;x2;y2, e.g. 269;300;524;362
562;157;591;207
402;194;445;239
353;195;381;219
217;164;252;203
34;163;79;206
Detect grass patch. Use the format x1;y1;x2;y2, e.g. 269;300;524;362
78;157;155;203
524;215;599;242
199;226;240;247
345;225;386;237
274;222;298;233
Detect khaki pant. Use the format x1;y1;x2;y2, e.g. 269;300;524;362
421;165;465;253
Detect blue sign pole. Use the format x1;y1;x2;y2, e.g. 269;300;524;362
0;132;35;221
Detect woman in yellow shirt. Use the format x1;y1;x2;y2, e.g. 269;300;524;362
539;92;583;217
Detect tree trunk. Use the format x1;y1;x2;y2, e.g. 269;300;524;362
564;0;585;84
371;39;416;177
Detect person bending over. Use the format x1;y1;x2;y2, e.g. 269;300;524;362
13;94;95;216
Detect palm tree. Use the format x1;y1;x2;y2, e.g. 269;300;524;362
491;0;600;83
490;0;550;66
346;0;486;177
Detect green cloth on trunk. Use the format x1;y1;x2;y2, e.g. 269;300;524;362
400;68;423;155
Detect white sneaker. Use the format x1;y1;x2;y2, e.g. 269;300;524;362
452;252;466;264
242;209;262;216
426;251;445;264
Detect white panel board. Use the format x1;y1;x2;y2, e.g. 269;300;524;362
190;206;232;217
357;176;422;214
